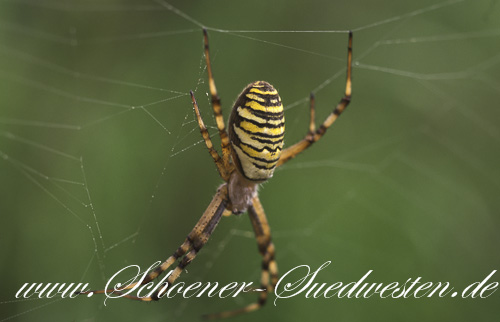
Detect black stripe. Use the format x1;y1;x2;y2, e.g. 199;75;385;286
238;146;280;164
250;135;284;145
318;124;327;135
246;91;280;101
241;142;281;154
237;116;285;129
245;99;282;109
192;241;203;252
178;257;189;269
246;152;280;164
242;106;284;120
151;283;168;301
251;161;277;170
173;248;183;259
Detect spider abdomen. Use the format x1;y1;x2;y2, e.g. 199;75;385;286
229;81;285;182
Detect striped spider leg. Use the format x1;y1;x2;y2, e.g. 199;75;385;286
82;185;230;301
277;30;353;167
203;196;279;320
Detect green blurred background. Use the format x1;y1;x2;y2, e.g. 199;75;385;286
1;0;499;321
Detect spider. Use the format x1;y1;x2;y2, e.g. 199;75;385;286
89;29;352;319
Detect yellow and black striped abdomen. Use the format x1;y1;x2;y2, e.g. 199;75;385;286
229;81;285;182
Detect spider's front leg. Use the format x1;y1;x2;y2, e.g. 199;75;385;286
188;29;238;182
202;29;232;168
277;31;353;167
190;91;231;181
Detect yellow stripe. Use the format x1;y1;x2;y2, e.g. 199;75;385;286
168;266;183;282
245;100;283;113
245;93;266;102
249;87;278;95
238;107;266;123
261;270;270;286
240;121;284;136
269;260;278;274
267;118;284;126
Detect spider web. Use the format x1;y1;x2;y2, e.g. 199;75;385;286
1;0;499;321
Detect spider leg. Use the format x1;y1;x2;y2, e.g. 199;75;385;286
203;29;232;169
203;196;277;319
277;31;353;167
308;92;316;134
81;185;229;300
191;91;230;181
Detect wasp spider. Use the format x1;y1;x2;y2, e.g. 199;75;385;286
90;29;352;319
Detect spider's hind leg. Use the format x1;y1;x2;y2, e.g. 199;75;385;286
203;196;278;319
79;185;230;301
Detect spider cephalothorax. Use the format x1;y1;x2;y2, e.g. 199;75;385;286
85;28;353;320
